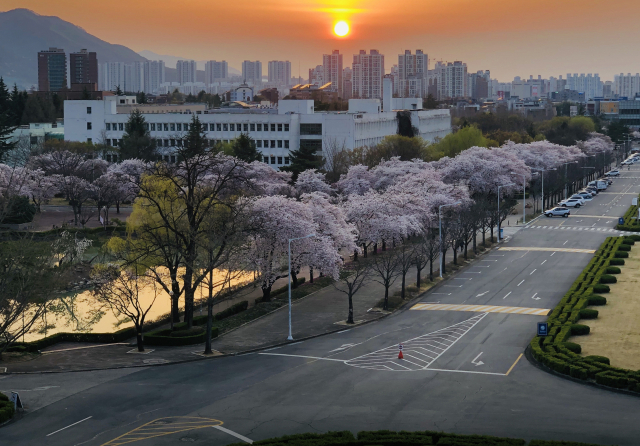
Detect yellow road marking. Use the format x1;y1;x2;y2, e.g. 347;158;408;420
499;247;595;253
101;417;223;446
410;303;550;316
506;353;523;375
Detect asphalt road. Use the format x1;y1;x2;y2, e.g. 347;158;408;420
3;164;640;446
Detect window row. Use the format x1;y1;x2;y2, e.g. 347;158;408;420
104;122;291;133
263;156;290;165
105;138;290;149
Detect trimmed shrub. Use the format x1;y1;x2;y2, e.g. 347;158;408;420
144;327;218;346
605;266;621;274
585;355;610;365
562;342;582;353
529;441;604;446
609;258;625;266
579;308;598;319
595;372;628;389
614;251;629;258
569;366;589;380
0;397;15;423
599;274;617;284
170;327;204;338
356;430;434;445
570;324;591;335
588;295;607;306
617;244;631;251
622;238;635;245
593;284;610;293
628;234;640;241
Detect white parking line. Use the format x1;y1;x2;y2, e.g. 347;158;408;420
503;291;512;299
541;260;547;265
212;425;254;444
517;280;525;286
530;269;536;275
46;417;92;437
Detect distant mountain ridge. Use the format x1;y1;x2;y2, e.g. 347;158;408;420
0;8;145;89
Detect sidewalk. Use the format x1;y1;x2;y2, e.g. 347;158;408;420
2;239;505;373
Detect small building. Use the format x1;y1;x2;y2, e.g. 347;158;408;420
229;83;254;102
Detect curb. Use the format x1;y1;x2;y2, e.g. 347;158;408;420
2;242;500;375
523;345;640;399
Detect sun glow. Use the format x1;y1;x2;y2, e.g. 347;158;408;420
334;20;350;37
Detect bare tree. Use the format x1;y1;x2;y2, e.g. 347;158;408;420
370;248;402;311
332;257;371;324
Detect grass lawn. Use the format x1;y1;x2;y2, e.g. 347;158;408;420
570;245;640;370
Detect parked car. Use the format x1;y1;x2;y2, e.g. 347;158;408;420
622;160;635;165
576;191;593;200
569;195;587;205
545;207;570;217
605;170;620;177
588;180;608;190
585;187;598;195
560;199;582;208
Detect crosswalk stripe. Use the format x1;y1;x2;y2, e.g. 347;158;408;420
411;303;551;316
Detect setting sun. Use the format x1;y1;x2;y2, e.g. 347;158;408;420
334;20;350;37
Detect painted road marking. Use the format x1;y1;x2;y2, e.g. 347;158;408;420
345;313;487;371
213;425;254;444
101;417;223;446
411;303;550;316
530;269;537;275
499;247;595;253
517;280;525;286
506;353;524;375
503;291;512;299
46;416;92;437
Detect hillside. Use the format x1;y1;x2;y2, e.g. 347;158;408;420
0;8;145;89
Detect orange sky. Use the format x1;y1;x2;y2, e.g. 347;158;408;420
2;0;640;81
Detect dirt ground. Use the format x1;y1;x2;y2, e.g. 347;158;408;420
570;245;640;370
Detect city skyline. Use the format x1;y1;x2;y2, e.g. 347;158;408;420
2;1;640;82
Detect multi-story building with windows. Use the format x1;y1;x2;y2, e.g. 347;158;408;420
38;48;67;92
64;97;451;169
69;49;98;86
614;73;640;98
397;50;428;98
267;61;291;87
144;60;165;95
242;61;262;84
567;73;602;100
435;61;467;100
322;50;343;97
177;60;197;85
352;50;385;99
309;65;324;86
205;60;228;84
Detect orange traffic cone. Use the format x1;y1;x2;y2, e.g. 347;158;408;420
398;350;404;359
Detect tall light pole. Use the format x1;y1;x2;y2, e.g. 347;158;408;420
511;172;527;224
439;201;461;278
561;161;578;200
287;234;315;340
497;183;514;241
532;168;555;212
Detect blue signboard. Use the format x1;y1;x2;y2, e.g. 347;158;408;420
619;217;625;225
537;322;549;337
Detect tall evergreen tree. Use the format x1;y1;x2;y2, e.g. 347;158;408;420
20;95;56;125
423;93;438;110
10;85;27;126
114;86;124;96
0;78;10;115
231;133;262;162
182;115;208;158
136;92;148;104
119;110;157;161
280;143;324;181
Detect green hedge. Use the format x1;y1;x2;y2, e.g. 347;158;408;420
609;258;625;266
617;244;631;252
605;266;621;274
616;196;640;230
229;430;608;446
614;251;628;258
529;236;640;392
173;301;250;330
0;393;15;424
599;274;616;284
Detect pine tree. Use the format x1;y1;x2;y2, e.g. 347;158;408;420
136;92;147;104
119;110;156;161
182;115;208;158
114;86;124;96
0;78;10;115
10;85;27;126
280;143;323;181
232;133;262;162
0;112;17;159
423;94;438;110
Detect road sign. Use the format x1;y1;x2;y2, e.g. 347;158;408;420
537;322;549;337
10;391;23;410
633;198;638;206
619;217;625;225
398;343;403;351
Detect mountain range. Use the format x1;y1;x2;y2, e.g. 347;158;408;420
0;8;240;90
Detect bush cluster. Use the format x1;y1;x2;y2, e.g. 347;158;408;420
615;200;640;231
530;236;640;392
144;326;218;346
605;266;621;274
228;430;612;446
599;274;617;284
0;393;15;424
608;258;625;266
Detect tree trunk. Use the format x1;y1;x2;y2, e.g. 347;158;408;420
464;241;468;260
416;265;421;289
204;298;214;354
309;266;314;284
261;286;272;302
429;257;434;282
453;244;458;265
382;239;386;251
136;330;145;352
291;269;299;289
383;286;389;311
171;272;180;323
441;249;447;275
116;200;120;214
347;293;354;324
482;228;486;247
373;243;377;255
401;271;406;299
362;243;367;258
353;249;358;261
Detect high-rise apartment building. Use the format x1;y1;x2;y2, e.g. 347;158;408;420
177;60;197;85
205;60;228;84
397;50;429;98
614;73;640;98
435;61;467;100
69;49;98;86
144;60;165;94
352;50;385;99
242;61;262;84
322;50;343;96
468;70;491;100
567;73;602;100
342;67;353;100
38;48;67;92
268;61;291;86
309;65;324;86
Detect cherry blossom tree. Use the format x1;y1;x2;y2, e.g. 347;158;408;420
295;169;333;196
26;168;58;213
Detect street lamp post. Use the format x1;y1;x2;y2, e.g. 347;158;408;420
497;183;514;241
439;201;461;278
561;161;578;200
287;234;315;340
511;172;527;224
531;168;556;212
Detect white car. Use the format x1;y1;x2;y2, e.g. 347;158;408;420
569;195;587;205
576;192;593;200
560;199;582;208
622;160;635;165
545;207;570;218
605;170;620;177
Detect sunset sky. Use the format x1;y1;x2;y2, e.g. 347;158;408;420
2;0;640;81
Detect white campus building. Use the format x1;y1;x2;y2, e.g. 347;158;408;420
64;97;451;169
